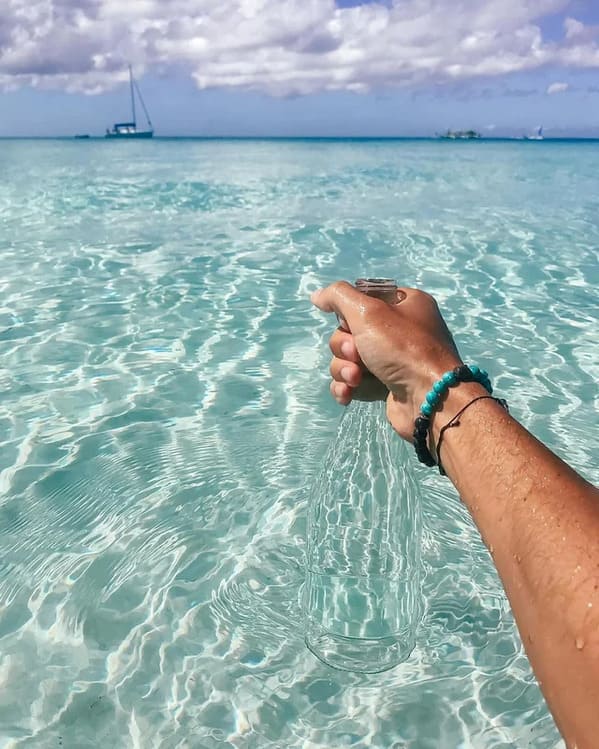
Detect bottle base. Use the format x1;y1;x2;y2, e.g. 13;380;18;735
305;629;414;673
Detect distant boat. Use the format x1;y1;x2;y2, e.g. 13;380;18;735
438;129;481;140
74;134;90;139
523;126;544;141
105;66;153;139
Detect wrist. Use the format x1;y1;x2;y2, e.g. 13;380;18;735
385;357;465;439
430;386;510;478
408;363;498;468
410;356;465;424
429;381;490;442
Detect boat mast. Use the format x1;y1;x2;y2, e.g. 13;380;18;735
134;78;153;131
129;65;136;127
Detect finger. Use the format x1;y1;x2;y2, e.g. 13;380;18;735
329;329;362;364
311;281;382;331
330;380;353;406
329;357;363;388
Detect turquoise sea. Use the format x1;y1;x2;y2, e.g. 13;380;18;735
0;138;597;748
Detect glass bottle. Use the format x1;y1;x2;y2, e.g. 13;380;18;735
304;278;422;673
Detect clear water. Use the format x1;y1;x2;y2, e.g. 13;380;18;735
0;138;597;748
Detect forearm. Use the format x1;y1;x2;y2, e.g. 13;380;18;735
427;384;599;747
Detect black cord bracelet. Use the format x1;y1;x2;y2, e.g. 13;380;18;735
436;395;509;475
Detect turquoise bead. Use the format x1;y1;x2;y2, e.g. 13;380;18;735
433;365;494;399
421;402;432;417
426;390;438;406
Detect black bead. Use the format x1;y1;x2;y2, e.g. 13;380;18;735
454;364;474;382
413;422;435;466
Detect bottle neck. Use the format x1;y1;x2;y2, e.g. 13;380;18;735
355;277;398;304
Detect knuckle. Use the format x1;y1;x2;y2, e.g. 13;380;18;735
330;280;348;297
329;358;341;379
329;329;343;353
410;288;432;302
410;288;439;309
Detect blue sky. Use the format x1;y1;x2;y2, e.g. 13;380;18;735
1;0;599;137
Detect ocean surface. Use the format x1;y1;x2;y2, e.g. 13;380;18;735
0;138;597;748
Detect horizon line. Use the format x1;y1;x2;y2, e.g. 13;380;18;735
1;134;599;141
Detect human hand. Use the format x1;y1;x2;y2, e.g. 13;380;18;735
311;282;463;439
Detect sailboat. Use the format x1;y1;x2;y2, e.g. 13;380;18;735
524;126;544;141
105;66;154;139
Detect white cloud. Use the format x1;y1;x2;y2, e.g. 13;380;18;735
546;81;569;94
0;0;598;96
564;17;586;39
563;16;599;43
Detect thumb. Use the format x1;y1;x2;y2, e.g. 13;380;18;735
311;281;375;331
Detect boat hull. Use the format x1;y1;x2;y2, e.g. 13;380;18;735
105;131;154;139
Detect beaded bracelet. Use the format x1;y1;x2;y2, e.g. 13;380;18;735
412;365;493;467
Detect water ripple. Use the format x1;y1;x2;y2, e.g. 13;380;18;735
0;139;594;747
